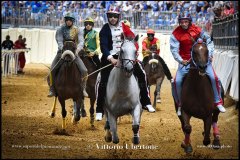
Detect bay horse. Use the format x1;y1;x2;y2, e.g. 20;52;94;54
76;50;100;127
174;39;223;153
144;45;165;109
104;37;142;144
49;41;84;132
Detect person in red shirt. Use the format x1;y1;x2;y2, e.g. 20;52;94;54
142;29;173;82
228;2;235;15
18;38;27;74
14;35;25;74
170;11;226;115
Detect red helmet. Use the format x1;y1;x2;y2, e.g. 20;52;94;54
178;12;192;22
147;29;155;34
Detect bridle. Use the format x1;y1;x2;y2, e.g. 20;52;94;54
190;39;210;76
117;40;137;71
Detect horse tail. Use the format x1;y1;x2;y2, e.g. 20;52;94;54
61;50;76;60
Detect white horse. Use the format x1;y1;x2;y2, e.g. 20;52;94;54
104;37;142;144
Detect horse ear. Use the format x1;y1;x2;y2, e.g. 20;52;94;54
134;34;139;42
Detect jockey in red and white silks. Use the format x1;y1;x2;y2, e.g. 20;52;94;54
170;11;226;115
95;8;156;121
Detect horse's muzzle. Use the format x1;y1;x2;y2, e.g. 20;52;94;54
124;67;133;78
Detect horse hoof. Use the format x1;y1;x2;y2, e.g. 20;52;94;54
181;142;193;153
203;139;211;146
185;145;193;153
104;136;112;142
212;139;221;150
50;112;55;118
81;110;87;117
113;138;119;144
132;136;140;145
72;116;80;124
75;115;81;122
61;129;66;134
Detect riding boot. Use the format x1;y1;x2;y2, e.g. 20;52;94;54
47;50;62;97
75;56;89;97
47;70;56;97
96;82;106;121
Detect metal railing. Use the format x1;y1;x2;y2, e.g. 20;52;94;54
1;49;31;77
212;13;239;50
2;7;209;32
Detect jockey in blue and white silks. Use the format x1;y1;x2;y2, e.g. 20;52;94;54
95;8;156;121
170;11;226;115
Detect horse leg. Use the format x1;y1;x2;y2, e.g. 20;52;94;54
104;112;112;142
153;87;157;109
72;100;81;124
108;113;119;144
89;98;95;127
181;110;193;153
203;115;212;146
212;109;221;149
156;78;163;103
81;96;87;117
173;98;185;133
58;98;67;131
132;104;141;144
50;96;57;118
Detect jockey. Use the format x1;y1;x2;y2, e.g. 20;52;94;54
48;12;88;97
95;8;156;121
81;17;101;69
170;11;226;115
142;29;173;82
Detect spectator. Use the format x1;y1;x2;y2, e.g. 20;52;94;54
122;2;133;25
1;35;14;74
229;2;235;15
17;37;27;74
13;35;25;74
1;35;14;50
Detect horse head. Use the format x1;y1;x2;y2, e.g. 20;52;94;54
61;40;76;64
191;38;209;76
119;38;137;78
148;52;160;73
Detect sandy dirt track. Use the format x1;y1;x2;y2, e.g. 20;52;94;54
1;64;239;159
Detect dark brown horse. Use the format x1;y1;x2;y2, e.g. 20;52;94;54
174;40;223;153
50;41;83;132
144;45;165;109
78;50;100;127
